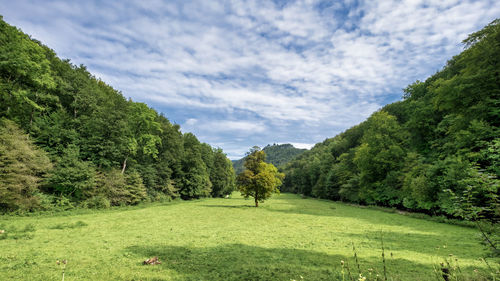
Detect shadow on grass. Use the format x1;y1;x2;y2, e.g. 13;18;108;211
128;243;341;280
125;243;447;281
263;195;475;233
344;230;488;261
200;205;256;209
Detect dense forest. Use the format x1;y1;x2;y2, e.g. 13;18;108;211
0;17;235;212
232;143;306;174
282;19;500;219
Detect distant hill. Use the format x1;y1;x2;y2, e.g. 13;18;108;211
233;144;307;174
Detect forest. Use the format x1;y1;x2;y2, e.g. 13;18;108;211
0;17;235;213
281;19;500;221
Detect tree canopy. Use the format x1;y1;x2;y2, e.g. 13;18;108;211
281;19;500;219
237;147;284;207
0;119;52;211
0;17;235;212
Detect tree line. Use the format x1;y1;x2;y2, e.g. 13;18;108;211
0;17;235;212
281;19;500;220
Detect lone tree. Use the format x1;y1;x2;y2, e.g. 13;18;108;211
237;147;284;207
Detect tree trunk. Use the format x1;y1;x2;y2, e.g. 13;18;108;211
121;156;128;174
255;190;258;207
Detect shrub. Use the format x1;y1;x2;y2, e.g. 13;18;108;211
81;195;110;209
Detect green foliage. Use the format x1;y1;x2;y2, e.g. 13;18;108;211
0;17;57;130
81;195;111;209
177;133;212;199
46;145;96;200
0;17;235;212
282;19;500;221
210;148;236;197
354;111;407;205
237;147;284;206
0;119;52;211
97;169;147;206
124;171;148;205
447;165;499;257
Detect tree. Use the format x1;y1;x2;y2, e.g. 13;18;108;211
178;133;212;199
46;144;96;200
121;101;162;174
0;119;52;211
236;147;284;207
96;169;147;206
354;111;408;205
448;164;499;257
210;148;236;197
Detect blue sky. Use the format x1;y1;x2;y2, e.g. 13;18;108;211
1;0;498;159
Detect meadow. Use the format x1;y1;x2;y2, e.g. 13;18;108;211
0;193;495;280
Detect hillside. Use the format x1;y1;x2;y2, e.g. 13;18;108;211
0;17;235;212
0;194;492;280
232;143;306;174
281;19;500;219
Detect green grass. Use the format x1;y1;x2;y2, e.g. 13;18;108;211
0;193;496;280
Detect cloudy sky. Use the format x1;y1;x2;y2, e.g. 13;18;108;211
1;0;498;159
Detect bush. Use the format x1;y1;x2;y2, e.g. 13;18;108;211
97;169;147;206
81;196;110;209
53;196;75;211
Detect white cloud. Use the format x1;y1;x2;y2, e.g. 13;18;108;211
204;120;267;133
184;118;197;126
288;143;315;150
0;0;498;157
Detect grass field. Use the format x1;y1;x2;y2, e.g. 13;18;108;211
0;193;496;280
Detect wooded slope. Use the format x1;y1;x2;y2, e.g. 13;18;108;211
282;19;500;218
0;17;235;212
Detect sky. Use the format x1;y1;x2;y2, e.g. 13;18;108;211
1;0;498;159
